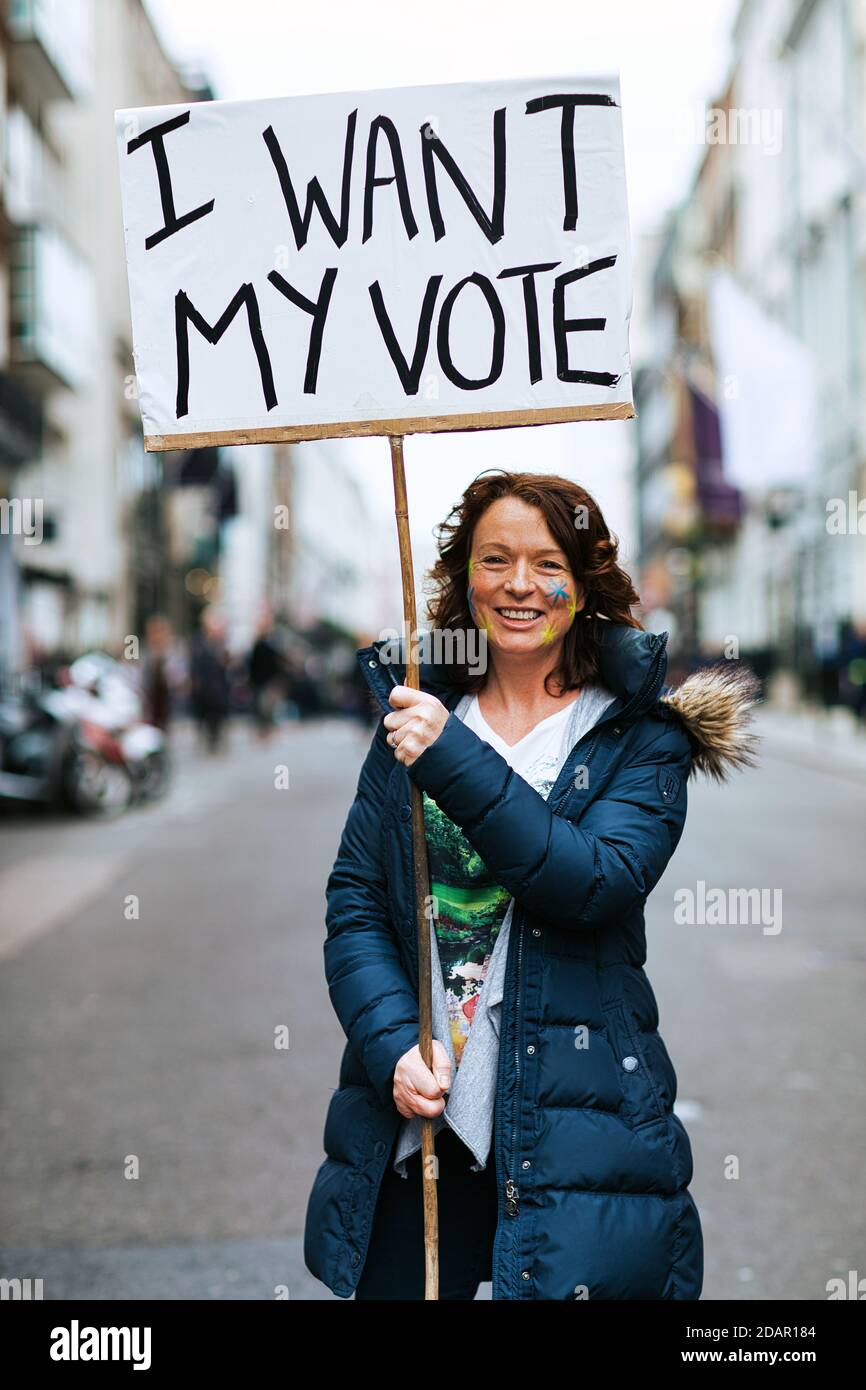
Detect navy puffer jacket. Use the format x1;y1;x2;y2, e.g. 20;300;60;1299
304;620;760;1299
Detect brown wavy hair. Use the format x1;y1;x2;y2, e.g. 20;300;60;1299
423;469;643;697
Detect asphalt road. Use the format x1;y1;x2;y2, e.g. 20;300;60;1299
0;710;863;1300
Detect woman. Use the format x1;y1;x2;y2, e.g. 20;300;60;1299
304;470;760;1301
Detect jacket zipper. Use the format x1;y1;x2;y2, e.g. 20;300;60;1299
549;727;603;816
504;908;525;1217
501;716;607;1225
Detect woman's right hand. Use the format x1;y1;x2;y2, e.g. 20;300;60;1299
393;1040;452;1119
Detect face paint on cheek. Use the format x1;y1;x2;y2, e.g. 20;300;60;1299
545;579;569;607
466;562;494;637
537;579;578;647
467;582;489;632
467;559;478;617
474;600;494;638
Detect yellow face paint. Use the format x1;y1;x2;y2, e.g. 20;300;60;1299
532;578;581;648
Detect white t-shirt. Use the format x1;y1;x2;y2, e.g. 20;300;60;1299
461;684;616;797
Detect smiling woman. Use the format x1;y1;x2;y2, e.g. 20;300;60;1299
305;467;760;1301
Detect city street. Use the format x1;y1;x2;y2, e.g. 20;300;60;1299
0;709;864;1300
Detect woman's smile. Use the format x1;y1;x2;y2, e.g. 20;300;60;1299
494;606;545;629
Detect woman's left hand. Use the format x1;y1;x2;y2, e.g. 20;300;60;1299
384;686;449;767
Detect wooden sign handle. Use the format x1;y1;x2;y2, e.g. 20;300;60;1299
389;433;439;1301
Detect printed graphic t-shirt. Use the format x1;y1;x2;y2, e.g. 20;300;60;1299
422;690;588;1069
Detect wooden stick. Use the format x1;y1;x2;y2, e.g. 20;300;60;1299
144;400;635;451
389;432;439;1302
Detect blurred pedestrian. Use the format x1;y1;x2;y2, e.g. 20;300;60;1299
189;606;231;753
839;618;866;722
141;614;174;731
247;606;286;740
286;649;322;720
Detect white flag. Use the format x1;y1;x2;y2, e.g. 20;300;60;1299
707;268;817;491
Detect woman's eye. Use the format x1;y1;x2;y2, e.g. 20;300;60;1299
480;555;563;568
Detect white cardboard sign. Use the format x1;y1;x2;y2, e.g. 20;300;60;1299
115;74;634;449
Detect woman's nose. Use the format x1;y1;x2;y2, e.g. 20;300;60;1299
506;566;534;595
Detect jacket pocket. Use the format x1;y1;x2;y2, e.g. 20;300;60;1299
324;1083;377;1162
643;1030;678;1111
603;1000;667;1129
304;1156;355;1296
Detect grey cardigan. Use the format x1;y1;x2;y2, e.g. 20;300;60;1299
393;682;616;1177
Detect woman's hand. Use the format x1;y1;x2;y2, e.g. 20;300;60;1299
393;1040;452;1119
383;686;449;767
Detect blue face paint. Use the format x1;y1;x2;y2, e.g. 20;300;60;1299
546;579;569;605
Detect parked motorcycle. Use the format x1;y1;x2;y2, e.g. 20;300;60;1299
0;682;130;816
66;653;171;805
0;654;170;817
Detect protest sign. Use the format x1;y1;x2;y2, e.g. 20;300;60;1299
116;74;634;450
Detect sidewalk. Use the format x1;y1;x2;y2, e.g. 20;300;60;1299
753;701;866;781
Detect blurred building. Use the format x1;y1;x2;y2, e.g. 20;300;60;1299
632;76;745;671
0;0;203;674
0;0;303;679
0;0;94;674
633;0;866;703
286;441;397;641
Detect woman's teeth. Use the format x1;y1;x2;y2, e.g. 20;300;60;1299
497;608;543;621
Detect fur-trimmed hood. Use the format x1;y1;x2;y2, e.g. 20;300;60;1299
659;661;763;784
